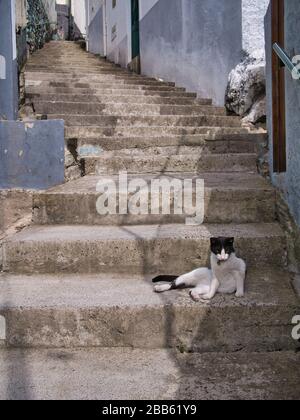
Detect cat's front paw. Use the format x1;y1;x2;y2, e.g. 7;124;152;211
190;290;201;302
235;291;244;298
154;284;171;293
201;294;212;300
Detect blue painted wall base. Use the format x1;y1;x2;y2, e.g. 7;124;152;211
0;120;65;190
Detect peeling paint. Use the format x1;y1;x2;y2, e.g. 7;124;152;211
0;55;6;80
78;145;104;157
25;122;34;131
0;316;6;341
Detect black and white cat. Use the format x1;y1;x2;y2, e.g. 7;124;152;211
153;237;246;301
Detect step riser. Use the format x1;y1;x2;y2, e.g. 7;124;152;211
84;154;257;175
27;87;197;97
33;82;185;92
25;74;175;86
48;115;241;128
25;67;128;75
65;126;257;139
28;93;208;105
33;102;225;117
76;138;256;155
3;234;286;275
2;304;296;352
33;191;276;225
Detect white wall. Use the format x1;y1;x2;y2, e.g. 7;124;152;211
15;0;27;28
106;0;131;66
71;0;86;37
242;0;269;56
42;0;57;27
86;0;104;54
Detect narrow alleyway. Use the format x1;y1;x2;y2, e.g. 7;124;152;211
0;41;299;399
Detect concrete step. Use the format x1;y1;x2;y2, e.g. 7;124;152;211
74;134;258;156
2;223;286;275
27;92;211;105
0;268;298;351
33;101;226;117
25;67;136;75
26;61;128;69
33;173;276;225
83;153;257;175
38;81;186;92
27;59;112;66
0;348;299;400
26;63;129;71
65;125;264;139
25;72;175;83
48;114;241;128
25;72;177;86
26;86;197;97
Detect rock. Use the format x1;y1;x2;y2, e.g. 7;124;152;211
65;148;76;168
242;95;266;124
19;101;36;121
226;50;266;117
65;165;81;182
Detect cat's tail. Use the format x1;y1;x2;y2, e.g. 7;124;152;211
152;275;178;283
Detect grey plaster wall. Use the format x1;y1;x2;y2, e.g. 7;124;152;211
139;0;242;105
266;0;300;227
87;0;104;55
0;121;65;190
0;0;18;120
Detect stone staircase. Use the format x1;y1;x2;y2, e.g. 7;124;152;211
0;41;299;400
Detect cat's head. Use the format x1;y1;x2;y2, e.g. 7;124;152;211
210;237;235;262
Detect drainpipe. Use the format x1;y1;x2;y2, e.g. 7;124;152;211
103;0;108;57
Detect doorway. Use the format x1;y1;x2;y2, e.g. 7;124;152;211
130;0;140;73
272;0;286;173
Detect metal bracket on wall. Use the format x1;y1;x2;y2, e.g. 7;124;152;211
273;42;300;80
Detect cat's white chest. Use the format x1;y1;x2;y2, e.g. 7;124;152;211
211;253;246;294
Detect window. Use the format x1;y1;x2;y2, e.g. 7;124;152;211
112;0;117;8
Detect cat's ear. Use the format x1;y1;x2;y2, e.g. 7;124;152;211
226;237;235;245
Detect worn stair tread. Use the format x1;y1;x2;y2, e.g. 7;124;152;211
5;222;284;244
0;268;297;351
33;101;226;116
74;134;263;151
65;126;264;138
33;173;276;225
27;87;197;97
0;348;299;400
28;93;209;105
47;114;241;127
41;173;274;195
0;268;297;309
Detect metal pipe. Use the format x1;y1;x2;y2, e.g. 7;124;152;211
273;42;300;79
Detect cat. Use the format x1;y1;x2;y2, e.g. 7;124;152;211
153;237;246;301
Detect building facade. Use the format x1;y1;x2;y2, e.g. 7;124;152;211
82;0;268;105
265;0;300;238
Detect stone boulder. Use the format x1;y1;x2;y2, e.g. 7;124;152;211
226;50;266;123
242;95;266;125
